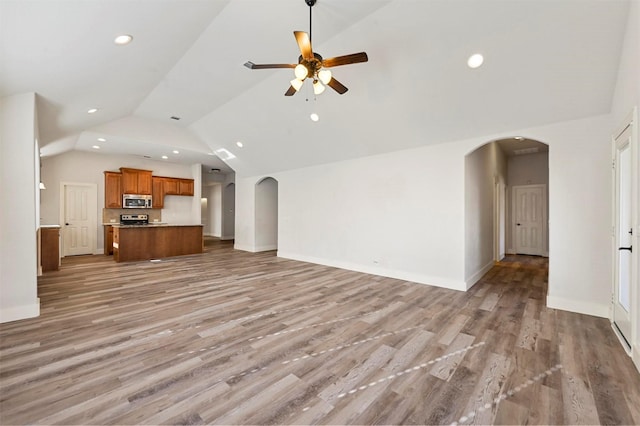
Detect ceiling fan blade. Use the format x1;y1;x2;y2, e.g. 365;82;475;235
294;31;313;60
284;85;297;96
327;77;348;95
244;61;296;69
322;52;368;68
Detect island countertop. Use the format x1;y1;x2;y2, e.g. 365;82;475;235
112;224;203;262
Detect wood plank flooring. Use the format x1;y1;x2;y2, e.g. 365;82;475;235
1;239;639;425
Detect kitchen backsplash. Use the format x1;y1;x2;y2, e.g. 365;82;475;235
102;209;162;224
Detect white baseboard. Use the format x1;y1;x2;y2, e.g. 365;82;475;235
465;261;494;290
234;244;277;252
220;236;234;241
0;299;40;323
277;251;467;291
546;295;609;318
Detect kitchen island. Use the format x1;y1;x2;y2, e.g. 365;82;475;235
112;224;203;262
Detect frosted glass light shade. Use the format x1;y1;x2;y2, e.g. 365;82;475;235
313;80;325;95
318;69;332;84
290;78;304;91
294;64;308;80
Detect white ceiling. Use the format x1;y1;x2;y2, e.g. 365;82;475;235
0;0;630;176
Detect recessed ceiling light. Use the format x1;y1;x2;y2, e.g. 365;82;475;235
173;150;179;154
310;113;319;122
92;145;100;149
467;53;484;69
87;108;98;114
161;155;168;160
97;137;106;142
236;141;243;148
514;136;524;141
114;34;133;45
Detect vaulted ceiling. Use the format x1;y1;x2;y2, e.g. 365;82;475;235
0;0;630;176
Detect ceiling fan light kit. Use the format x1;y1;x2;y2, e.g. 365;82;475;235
244;0;368;96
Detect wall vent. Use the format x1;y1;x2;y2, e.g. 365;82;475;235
513;147;539;155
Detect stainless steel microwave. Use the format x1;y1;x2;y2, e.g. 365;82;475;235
122;194;152;209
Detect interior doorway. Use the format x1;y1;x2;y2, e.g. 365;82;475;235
255;177;278;252
222;183;235;241
612;117;634;349
512;184;547;256
464;138;549;288
59;183;97;256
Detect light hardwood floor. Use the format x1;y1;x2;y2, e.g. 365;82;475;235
1;239;639;425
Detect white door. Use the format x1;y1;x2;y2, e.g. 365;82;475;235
513;185;546;256
613;124;633;346
63;184;94;256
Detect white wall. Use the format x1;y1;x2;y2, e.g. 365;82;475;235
234;114;612;308
610;0;639;371
507;152;549;186
249;141;468;290
40;150;200;252
465;142;507;288
0;93;40;323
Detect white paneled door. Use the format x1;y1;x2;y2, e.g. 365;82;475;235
613;123;633;347
63;184;95;256
513;185;547;256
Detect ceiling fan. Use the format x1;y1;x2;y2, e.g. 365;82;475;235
244;0;368;96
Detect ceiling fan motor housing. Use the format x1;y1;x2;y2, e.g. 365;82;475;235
298;52;323;78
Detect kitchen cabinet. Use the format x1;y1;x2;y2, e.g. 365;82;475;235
104;225;114;255
104;172;123;208
178;178;194;196
120;168;152;195
151;177;194;206
41;227;60;272
152;177;165;209
163;178;179;195
112;225;203;262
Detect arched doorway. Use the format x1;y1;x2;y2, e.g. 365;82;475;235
222;183;235;241
255;177;278;251
464;137;549;287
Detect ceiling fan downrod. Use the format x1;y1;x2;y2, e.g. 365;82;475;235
306;0;316;41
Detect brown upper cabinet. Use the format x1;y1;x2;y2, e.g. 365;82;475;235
163;178;179;195
105;170;194;209
153;176;194;199
120;168;152;195
178;178;194;196
104;171;123;208
151;177;165;209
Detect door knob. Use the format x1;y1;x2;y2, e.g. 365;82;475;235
619;246;632;252
516;223;521;226
65;223;70;226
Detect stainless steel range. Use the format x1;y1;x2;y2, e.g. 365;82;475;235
120;214;149;225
